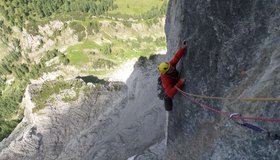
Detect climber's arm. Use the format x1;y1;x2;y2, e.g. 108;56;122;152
169;41;187;66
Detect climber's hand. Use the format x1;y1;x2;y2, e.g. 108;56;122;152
177;78;185;87
181;40;187;48
181;78;185;84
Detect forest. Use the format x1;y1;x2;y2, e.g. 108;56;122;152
0;0;115;28
0;48;68;140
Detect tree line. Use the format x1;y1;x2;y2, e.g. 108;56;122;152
140;0;168;20
107;0;168;27
0;0;114;28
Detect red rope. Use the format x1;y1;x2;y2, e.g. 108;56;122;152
176;87;280;123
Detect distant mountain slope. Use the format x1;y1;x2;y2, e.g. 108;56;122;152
0;0;167;142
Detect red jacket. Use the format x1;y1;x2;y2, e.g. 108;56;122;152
160;47;186;98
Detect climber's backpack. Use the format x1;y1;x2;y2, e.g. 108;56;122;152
157;77;166;100
157;77;173;111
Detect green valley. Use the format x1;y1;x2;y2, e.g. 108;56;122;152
0;0;167;141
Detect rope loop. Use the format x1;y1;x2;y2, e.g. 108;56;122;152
175;86;280;123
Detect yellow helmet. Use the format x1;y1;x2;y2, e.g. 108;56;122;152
158;62;170;74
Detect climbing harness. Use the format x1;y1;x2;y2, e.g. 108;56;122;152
175;86;280;123
157;77;173;111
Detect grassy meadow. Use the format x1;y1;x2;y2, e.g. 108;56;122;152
109;0;165;16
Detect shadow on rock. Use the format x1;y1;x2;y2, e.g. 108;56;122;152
267;131;280;141
75;75;106;84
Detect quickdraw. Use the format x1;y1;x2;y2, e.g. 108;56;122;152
229;113;265;132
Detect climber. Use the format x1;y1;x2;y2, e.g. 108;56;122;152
157;40;187;111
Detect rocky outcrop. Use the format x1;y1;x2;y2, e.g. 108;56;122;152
20;20;78;62
0;55;166;160
165;0;280;159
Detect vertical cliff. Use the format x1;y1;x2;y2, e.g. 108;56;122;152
165;0;280;159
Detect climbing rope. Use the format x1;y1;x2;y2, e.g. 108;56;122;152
180;90;280;101
175;86;280;122
230;113;266;132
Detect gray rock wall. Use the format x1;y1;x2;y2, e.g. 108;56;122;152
165;0;280;159
0;55;166;160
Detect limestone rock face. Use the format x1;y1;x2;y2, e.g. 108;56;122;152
165;0;280;159
0;56;166;160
